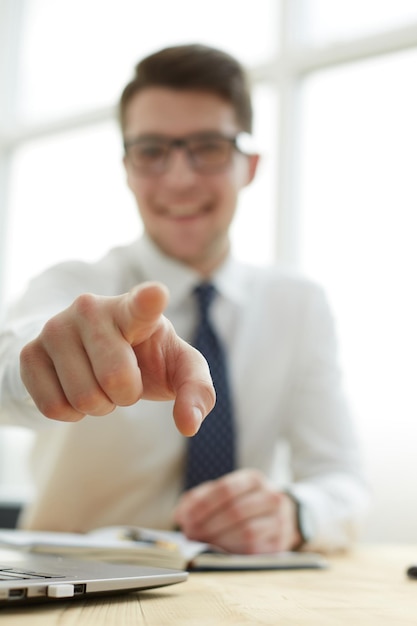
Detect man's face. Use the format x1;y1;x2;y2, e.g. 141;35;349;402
123;87;259;275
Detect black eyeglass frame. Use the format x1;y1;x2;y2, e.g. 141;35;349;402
123;131;255;175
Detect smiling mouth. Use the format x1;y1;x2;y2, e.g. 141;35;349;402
156;204;212;219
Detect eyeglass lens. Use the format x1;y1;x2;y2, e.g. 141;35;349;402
126;135;236;174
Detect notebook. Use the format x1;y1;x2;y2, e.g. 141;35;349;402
0;546;187;607
0;527;328;572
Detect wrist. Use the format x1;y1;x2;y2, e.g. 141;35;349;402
285;491;315;549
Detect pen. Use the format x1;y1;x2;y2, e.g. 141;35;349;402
118;528;178;551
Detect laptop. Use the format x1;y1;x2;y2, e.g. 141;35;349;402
0;546;187;606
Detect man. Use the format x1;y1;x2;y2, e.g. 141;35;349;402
0;44;368;553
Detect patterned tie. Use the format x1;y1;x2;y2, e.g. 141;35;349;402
184;283;236;490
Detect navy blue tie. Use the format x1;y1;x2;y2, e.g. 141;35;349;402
184;283;236;490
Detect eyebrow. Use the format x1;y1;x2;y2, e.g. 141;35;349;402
124;131;236;147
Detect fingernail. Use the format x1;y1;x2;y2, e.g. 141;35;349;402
192;407;203;433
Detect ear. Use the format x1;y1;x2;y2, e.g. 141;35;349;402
242;153;261;188
123;155;133;191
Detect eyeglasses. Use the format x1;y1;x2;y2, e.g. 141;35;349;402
123;132;254;175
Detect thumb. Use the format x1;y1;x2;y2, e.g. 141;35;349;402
116;282;169;346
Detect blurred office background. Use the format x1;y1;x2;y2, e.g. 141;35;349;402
0;0;416;540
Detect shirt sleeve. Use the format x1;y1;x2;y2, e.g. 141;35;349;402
283;284;369;552
0;260;102;429
0;319;51;428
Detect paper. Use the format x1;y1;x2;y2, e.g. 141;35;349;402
0;527;328;571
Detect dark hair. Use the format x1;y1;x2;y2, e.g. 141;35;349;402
119;43;253;133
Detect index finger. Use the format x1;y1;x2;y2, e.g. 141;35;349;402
169;339;216;436
175;470;266;523
116;282;216;436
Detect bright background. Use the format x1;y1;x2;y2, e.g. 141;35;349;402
0;0;416;542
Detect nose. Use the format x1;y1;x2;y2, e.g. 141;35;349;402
162;146;198;184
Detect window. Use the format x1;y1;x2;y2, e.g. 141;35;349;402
17;0;278;124
298;48;417;541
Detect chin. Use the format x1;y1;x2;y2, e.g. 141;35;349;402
158;237;203;259
172;249;203;264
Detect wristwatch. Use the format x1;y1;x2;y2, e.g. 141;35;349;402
286;492;315;547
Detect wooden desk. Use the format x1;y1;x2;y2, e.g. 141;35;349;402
2;544;416;625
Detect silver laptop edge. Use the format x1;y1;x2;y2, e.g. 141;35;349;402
0;549;187;606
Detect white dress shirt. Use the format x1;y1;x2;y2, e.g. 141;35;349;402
0;235;368;550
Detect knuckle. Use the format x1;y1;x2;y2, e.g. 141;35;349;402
228;500;245;524
270;490;282;508
38;397;83;422
241;523;260;553
41;315;65;342
98;368;141;405
243;468;265;490
98;369;122;393
72;293;100;319
70;389;107;415
216;477;234;500
20;342;37;370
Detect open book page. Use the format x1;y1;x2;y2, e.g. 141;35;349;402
0;527;207;570
88;526;210;566
0;527;328;571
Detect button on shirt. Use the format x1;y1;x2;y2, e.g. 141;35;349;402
0;234;368;550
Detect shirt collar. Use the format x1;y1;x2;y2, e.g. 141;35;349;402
212;255;248;307
135;233;248;308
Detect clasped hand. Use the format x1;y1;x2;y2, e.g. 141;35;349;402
20;282;215;436
174;469;302;553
